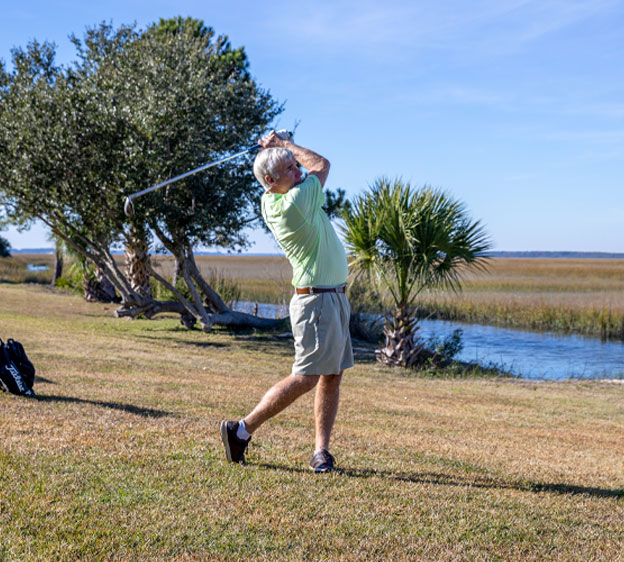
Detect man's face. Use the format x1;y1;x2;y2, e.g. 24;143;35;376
267;157;303;193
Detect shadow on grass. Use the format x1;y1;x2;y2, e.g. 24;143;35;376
132;333;229;349
34;375;57;384
253;462;623;499
351;345;378;364
527;482;624;498
231;336;294;356
36;394;173;418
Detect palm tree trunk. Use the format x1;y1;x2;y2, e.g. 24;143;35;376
83;267;118;303
377;306;425;368
124;231;152;298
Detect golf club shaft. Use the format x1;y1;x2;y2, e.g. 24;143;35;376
127;143;260;205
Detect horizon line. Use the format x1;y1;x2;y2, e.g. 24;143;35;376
7;248;624;258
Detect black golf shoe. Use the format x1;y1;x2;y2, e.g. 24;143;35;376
309;449;335;473
220;420;251;464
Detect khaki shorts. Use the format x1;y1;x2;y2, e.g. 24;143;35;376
289;292;354;375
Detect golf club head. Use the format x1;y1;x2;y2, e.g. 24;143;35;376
123;197;134;217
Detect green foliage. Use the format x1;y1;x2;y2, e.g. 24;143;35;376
150;276;191;303
426;328;464;360
0;235;10;257
322;187;351;221
152;16;213;39
343;177;491;367
55;259;90;294
342;178;492;313
0;32;133;253
107;17;280;251
0;18;281;287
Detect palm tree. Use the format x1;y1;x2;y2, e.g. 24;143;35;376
342;178;491;368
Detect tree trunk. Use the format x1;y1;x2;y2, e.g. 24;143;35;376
83;268;119;303
115;299;287;331
51;248;63;286
172;255;183;287
66;227;287;332
376;306;426;368
124;230;152;298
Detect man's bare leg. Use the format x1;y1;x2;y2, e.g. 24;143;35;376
243;374;320;434
314;373;343;452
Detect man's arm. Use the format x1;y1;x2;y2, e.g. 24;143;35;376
259;131;331;187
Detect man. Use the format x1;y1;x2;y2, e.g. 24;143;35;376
220;131;353;473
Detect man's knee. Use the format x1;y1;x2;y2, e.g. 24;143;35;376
291;373;320;392
319;373;343;389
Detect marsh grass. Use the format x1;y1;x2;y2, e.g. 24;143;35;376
187;256;624;340
0;283;623;561
189;256;624;340
416;259;624;340
417;293;624;340
4;254;624;339
0;254;54;284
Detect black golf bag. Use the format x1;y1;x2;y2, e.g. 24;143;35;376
0;338;36;397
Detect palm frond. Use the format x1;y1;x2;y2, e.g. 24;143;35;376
343;177;492;310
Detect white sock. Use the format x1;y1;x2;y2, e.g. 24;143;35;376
236;419;251;440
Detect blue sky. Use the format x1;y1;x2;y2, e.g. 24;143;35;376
1;0;623;253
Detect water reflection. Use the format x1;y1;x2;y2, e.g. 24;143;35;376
232;301;624;381
27;264;49;272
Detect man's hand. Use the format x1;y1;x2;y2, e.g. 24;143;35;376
258;130;290;149
258;131;331;188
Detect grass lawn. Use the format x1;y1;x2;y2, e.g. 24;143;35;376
0;283;623;561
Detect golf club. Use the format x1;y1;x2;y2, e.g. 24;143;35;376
123;130;293;216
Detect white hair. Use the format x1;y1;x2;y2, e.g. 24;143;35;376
253;147;294;191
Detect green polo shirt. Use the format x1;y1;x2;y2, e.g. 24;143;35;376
261;174;349;287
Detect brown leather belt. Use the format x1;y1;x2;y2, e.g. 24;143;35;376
295;285;346;295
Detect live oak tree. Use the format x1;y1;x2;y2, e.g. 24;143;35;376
114;18;280;328
0;19;285;330
119;17;253;302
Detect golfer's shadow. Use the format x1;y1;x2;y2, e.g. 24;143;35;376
253;462;623;499
36;394;172;418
